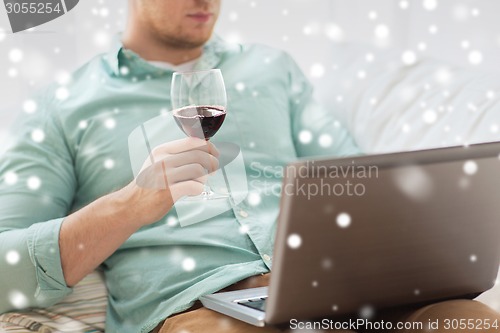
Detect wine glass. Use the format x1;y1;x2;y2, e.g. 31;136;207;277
171;69;228;200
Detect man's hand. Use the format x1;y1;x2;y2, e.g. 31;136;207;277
60;137;219;286
118;137;220;227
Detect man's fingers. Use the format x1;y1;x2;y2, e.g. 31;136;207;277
160;150;219;172
170;181;205;201
136;161;209;189
137;137;221;191
206;140;220;158
152;137;219;157
195;174;209;185
166;163;209;184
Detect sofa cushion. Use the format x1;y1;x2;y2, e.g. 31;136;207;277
0;271;107;332
316;43;500;154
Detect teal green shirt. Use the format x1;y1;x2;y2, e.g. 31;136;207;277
0;36;361;332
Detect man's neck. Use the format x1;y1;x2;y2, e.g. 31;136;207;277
122;28;203;66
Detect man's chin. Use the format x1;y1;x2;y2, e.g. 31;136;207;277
166;35;213;50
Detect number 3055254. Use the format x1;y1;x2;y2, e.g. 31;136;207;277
5;2;62;14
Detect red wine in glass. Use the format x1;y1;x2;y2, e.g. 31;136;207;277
173;105;226;140
171;69;228;200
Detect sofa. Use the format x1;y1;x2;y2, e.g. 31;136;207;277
1;44;499;332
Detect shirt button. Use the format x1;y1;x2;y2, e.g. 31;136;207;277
239;210;249;218
262;254;271;262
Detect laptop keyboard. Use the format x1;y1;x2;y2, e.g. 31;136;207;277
237;297;268;312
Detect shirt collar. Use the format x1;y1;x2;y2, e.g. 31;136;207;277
103;34;236;78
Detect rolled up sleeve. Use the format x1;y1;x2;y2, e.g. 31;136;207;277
26;218;73;302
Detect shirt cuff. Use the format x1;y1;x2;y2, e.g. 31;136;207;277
26;217;73;306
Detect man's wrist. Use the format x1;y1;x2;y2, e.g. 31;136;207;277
106;183;147;230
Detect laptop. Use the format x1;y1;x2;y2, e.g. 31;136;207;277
200;142;500;327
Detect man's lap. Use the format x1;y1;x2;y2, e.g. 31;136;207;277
394;299;500;333
154;274;500;333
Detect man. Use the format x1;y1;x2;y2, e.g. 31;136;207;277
0;1;499;332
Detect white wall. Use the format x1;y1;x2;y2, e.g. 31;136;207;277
217;0;500;72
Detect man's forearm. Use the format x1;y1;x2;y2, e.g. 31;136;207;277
54;137;217;287
60;187;144;287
